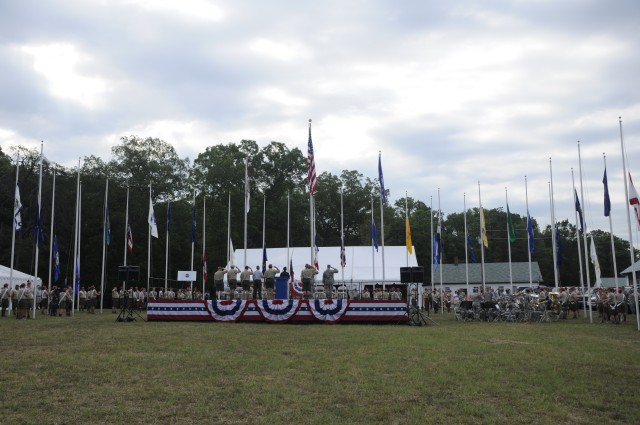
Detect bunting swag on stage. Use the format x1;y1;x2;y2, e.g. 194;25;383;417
147;300;408;324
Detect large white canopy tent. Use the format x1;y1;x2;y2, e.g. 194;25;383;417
0;265;43;287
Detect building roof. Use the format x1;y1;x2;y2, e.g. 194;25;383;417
433;262;543;285
620;260;640;275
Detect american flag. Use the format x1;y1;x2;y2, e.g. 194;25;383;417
307;121;317;195
127;224;133;253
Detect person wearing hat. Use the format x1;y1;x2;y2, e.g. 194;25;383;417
263;264;280;299
322;265;338;299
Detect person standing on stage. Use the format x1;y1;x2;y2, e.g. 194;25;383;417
252;266;264;300
322;265;338;299
227;266;240;299
263;264;280;300
240;266;253;299
213;266;227;300
300;264;318;300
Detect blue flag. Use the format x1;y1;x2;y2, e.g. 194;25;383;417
33;199;45;248
378;153;387;206
433;216;442;270
467;233;476;263
574;189;584;232
53;235;61;282
603;168;611;217
262;246;268;272
191;203;196;243
371;214;379;252
527;211;535;253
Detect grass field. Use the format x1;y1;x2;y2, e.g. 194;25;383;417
1;310;639;425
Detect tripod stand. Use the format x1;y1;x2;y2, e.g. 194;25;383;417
115;292;146;322
406;283;437;325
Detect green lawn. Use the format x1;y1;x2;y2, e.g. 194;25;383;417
1;311;639;424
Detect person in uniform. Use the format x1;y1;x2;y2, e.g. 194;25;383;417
568;287;579;319
252;266;264;300
78;286;87;312
300;264;318;300
263;264;280;300
87;285;100;314
58;287;72;316
1;283;10;317
322;265;338;299
112;287;120;313
240;266;253;300
227;266;240;299
40;285;49;313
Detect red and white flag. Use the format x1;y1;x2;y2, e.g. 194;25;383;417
629;173;640;229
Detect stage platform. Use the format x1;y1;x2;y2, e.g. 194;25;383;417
147;299;408;324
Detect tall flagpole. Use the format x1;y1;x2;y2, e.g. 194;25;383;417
379;151;386;281
123;184;129;291
244;157;249;269
549;158;559;289
227;192;231;267
202;196;206;299
505;187;513;290
262;194;267;270
371;197;375;281
190;190;195;293
148;184;153;294
577;142;593;321
463;192;469;294
571;169;587;318
100;178;109;313
430;195;434;290
9;160;19;301
287;191;291;296
478;182;486;291
164;200;170;292
438;188;443;313
405;192;409;267
340;188;344;283
76;183;82;313
618;117;639;331
603;154;619;290
71;158;80;317
525;176;533;288
32;141;44;318
48;168;56;301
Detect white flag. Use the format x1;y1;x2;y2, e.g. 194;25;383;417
14;184;23;231
148;198;158;238
229;238;235;267
589;234;602;287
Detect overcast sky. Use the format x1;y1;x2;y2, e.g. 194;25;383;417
1;0;639;245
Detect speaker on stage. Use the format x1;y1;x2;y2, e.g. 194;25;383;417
411;266;424;283
400;267;411;284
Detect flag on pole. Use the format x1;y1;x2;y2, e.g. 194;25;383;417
467;233;476;263
53;235;61;282
340;237;346;268
480;207;488;248
229;238;235;267
378;152;387;206
590;234;602;287
262;246;268;272
191;203;197;243
127;224;133;253
507;204;516;243
371;213;379;252
433;215;442;271
307;123;318;195
148;198;158;238
245;157;251;213
290;258;295;284
574;189;585;232
603;168;611;217
105;206;111;246
555;223;563;268
33;199;45;247
527;212;535;253
629;173;640;229
166;201;172;233
75;255;80;286
14;183;23;231
405;215;413;254
202;251;208;283
313;235;319;270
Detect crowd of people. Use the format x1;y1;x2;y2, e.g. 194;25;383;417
0;281;100;318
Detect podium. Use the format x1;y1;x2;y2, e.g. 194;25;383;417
275;277;289;299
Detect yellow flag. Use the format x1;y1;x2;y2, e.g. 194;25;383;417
480;207;489;248
406;215;413;254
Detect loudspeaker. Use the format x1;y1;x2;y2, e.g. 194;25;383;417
400;267;412;284
411;266;424;283
118;266;140;282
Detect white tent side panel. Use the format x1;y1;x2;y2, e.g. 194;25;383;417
0;265;43;287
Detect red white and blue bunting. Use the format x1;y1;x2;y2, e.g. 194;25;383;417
289;281;304;297
206;300;248;322
255;299;301;322
307;299;348;323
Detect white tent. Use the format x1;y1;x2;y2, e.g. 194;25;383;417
0;265;43;287
227;245;418;284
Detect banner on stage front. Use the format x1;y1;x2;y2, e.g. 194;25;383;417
177;271;197;281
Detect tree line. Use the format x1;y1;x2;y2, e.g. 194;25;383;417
0;136;633;291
